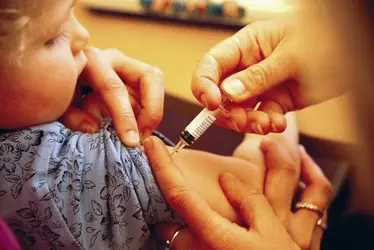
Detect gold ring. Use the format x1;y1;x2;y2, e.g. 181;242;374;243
316;218;328;230
295;202;324;218
165;226;183;249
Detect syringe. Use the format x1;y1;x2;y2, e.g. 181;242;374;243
171;99;230;155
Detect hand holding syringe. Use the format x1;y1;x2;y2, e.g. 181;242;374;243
171;95;264;155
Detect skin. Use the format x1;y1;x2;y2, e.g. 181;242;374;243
0;0;165;147
71;81;330;248
145;137;332;250
78;92;331;250
0;0;88;130
0;0;286;229
0;1;331;248
190;8;349;136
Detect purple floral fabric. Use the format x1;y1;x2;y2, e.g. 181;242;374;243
0;119;177;249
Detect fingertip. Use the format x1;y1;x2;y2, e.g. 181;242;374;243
298;145;314;165
247;111;271;135
143;136;170;160
204;86;223;110
299;145;306;154
200;94;209;108
219;173;242;208
80;122;101;134
143;137;153;153
61;107;101;133
140;129;153;142
221;78;247;103
192;69;222;110
251;123;266;135
269;112;287;133
119;130;140;148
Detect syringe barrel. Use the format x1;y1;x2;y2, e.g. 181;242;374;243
181;108;218;145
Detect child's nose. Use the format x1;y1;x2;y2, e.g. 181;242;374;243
71;18;90;56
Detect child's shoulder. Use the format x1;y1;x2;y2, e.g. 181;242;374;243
0;119;126;165
0;119;119;145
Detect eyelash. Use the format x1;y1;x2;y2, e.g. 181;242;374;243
45;31;68;47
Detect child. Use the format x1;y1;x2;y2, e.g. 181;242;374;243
0;0;299;249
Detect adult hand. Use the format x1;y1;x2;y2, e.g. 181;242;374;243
260;140;332;250
61;48;164;147
192;11;349;135
144;136;301;250
145;137;332;250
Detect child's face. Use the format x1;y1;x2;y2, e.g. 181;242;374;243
0;0;89;130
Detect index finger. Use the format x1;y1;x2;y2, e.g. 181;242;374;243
143;136;230;248
219;173;279;233
82;48;139;147
191;26;263;110
260;139;300;225
107;50;165;139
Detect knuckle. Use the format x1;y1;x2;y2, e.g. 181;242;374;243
115;110;136;123
194;213;217;234
102;76;124;91
240;188;262;210
147;109;164;123
153;67;164;77
164;185;191;209
247;64;271;90
104;48;127;62
105;48;122;56
264;138;281;150
246;186;263;197
217;231;238;250
319;179;333;196
281;161;299;178
145;66;164;79
83;47;99;56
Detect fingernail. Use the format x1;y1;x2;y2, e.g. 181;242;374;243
271;123;278;133
140;129;152;142
299;145;306;153
125;130;140;146
221;79;246;98
257;124;264;135
81;123;97;134
143;138;152;152
200;94;208;108
227;120;240;132
251;123;264;135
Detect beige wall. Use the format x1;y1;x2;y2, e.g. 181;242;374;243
75;3;357;144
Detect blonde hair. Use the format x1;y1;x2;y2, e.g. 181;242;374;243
0;1;32;60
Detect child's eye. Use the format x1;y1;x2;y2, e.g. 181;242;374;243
45;32;68;47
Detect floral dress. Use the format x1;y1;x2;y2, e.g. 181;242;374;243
0;119;179;250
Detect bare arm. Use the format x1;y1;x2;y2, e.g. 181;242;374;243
166;113;299;224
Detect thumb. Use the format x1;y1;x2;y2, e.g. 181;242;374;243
221;51;293;103
144;136;230;249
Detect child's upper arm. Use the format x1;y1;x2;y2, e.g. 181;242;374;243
0;120;174;249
